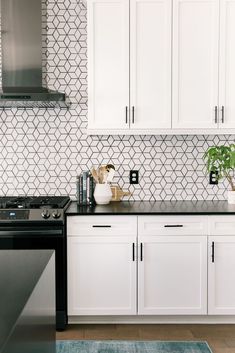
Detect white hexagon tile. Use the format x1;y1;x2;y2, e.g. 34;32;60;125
0;0;234;200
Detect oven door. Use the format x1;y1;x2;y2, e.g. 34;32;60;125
0;223;67;331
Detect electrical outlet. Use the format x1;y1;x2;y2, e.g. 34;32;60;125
130;170;139;184
209;171;218;185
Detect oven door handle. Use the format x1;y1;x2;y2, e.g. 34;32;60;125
0;229;63;237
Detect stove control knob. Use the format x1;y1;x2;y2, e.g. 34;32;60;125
41;209;50;219
52;210;61;219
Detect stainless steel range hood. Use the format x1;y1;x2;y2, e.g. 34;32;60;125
0;0;69;108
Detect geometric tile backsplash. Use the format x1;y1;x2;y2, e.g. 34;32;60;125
0;0;234;201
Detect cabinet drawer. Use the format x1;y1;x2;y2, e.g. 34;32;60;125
67;216;137;236
209;216;235;235
138;216;207;236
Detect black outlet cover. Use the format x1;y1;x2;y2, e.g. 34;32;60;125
130;170;139;184
209;171;218;185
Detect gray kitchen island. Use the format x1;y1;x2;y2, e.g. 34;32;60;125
0;250;55;353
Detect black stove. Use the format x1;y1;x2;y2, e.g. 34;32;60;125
0;195;71;331
0;196;70;222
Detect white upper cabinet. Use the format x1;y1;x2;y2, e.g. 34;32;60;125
130;0;171;130
219;0;235;128
87;0;129;130
88;0;235;134
173;0;235;131
88;0;172;133
172;0;220;129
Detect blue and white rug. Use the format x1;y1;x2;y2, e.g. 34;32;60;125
56;340;212;353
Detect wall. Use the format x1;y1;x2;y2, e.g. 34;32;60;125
0;0;234;200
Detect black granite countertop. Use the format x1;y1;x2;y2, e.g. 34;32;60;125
66;200;235;216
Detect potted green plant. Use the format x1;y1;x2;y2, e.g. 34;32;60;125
203;144;235;203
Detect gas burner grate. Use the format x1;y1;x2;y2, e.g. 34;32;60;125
4;197;33;209
29;196;70;209
0;196;70;209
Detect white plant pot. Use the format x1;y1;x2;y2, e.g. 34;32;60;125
94;184;112;205
227;190;235;204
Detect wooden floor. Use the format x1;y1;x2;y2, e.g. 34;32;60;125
57;324;235;353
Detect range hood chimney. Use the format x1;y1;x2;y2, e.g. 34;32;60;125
0;0;69;108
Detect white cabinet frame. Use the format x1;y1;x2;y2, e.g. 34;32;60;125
68;235;137;315
138;235;207;315
172;0;220;129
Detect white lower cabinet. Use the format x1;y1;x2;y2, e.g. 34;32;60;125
208;236;235;315
138;236;207;315
67;235;137;315
67;215;235;320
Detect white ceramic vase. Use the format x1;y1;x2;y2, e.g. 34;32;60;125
94;184;112;205
227;190;235;204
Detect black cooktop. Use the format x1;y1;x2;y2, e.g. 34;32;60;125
0;196;70;209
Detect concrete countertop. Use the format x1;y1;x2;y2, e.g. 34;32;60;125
66;200;235;216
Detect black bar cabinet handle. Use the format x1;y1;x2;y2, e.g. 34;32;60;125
215;106;218;124
212;241;215;263
132;243;135;261
221;106;225;123
0;229;63;237
140;243;143;261
92;225;111;228
132;106;135;124
164;224;183;228
125;106;128;124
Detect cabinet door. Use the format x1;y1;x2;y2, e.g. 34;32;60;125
208;236;235;314
138;236;207;315
87;0;129;130
172;0;219;129
68;236;136;315
130;0;171;130
219;0;235;128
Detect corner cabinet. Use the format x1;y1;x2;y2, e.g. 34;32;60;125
87;0;172;133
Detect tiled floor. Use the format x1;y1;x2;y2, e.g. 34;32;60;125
56;324;235;353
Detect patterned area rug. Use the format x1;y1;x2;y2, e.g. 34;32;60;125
56;340;212;353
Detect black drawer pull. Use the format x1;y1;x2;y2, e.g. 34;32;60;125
132;106;135;124
132;243;135;261
92;225;111;228
221;105;225;123
164;225;183;228
125;106;128;124
212;241;215;263
140;243;143;261
215;105;218;123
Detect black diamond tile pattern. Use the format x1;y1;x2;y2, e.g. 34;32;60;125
0;0;234;200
